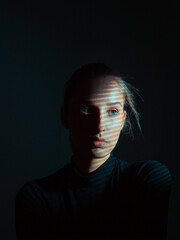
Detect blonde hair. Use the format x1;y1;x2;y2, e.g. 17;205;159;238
112;76;143;138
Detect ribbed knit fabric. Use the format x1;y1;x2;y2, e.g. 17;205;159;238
15;153;172;240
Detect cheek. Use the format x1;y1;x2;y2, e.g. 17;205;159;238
108;117;124;137
110;125;121;140
109;115;124;128
118;112;125;128
69;118;89;139
70;110;88;127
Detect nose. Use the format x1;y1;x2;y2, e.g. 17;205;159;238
94;110;106;134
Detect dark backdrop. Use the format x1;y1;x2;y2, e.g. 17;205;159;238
0;1;179;239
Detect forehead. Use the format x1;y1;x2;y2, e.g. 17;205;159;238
72;76;124;105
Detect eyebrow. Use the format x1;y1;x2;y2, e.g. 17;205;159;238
106;102;122;106
76;100;122;107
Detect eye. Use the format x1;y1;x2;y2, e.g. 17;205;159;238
80;106;119;117
108;109;119;116
80;106;92;115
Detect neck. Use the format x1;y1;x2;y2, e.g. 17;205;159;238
72;153;111;176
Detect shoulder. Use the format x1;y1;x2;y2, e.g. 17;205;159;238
114;157;172;193
133;160;172;189
127;160;173;198
16;163;71;204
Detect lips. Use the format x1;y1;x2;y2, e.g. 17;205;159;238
90;137;106;148
92;137;106;142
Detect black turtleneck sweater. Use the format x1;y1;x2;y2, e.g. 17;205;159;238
15;154;172;240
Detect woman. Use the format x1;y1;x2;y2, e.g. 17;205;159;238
15;63;172;240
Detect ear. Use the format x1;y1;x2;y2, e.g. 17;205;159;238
60;106;69;129
121;110;127;130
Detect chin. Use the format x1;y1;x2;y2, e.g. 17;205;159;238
86;148;111;158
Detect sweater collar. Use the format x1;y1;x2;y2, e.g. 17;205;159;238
68;153;116;187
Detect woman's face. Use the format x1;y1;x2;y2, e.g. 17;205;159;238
66;76;126;160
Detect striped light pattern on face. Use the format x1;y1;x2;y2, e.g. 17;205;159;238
67;77;127;171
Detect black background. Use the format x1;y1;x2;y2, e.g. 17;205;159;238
0;0;179;239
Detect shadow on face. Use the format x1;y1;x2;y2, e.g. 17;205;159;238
64;76;126;159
